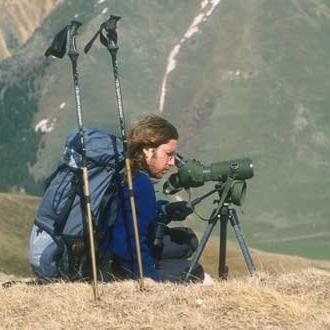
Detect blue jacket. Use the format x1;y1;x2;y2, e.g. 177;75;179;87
100;170;160;281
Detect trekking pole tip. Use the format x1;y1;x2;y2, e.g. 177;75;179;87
138;279;145;292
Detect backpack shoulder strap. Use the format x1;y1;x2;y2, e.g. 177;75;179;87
43;164;67;191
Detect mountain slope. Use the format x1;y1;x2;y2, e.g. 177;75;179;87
0;0;330;260
0;0;59;59
162;0;330;260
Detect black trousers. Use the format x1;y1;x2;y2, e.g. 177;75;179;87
101;227;204;283
157;227;204;282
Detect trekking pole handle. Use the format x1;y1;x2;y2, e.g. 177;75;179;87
104;15;120;53
67;21;82;61
103;16;127;148
84;15;120;55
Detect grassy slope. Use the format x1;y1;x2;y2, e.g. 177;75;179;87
1;269;329;328
1;194;329;328
0;190;329;327
0;193;39;276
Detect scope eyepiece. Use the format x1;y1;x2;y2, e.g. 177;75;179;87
174;153;185;168
163;173;182;195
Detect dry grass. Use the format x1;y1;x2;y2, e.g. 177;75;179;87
1;192;330;328
1;268;329;329
201;235;330;279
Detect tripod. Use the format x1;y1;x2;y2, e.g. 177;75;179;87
183;182;256;281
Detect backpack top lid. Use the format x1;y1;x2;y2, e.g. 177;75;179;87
62;128;124;168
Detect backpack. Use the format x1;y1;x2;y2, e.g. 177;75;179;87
29;128;124;280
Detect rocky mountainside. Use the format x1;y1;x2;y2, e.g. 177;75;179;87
0;0;59;59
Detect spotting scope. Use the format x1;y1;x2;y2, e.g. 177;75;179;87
163;158;254;204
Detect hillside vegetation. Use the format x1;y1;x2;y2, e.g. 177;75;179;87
1;269;329;329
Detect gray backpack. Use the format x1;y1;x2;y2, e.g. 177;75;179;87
29;128;123;280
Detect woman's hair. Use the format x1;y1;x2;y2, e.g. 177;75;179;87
128;114;178;173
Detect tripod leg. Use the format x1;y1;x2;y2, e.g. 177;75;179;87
183;219;217;282
229;209;256;276
219;215;229;279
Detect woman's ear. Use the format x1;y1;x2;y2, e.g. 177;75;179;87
142;147;155;161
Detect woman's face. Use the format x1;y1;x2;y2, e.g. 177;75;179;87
143;139;177;179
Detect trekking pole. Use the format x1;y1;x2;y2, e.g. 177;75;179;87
85;16;145;290
45;21;99;300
